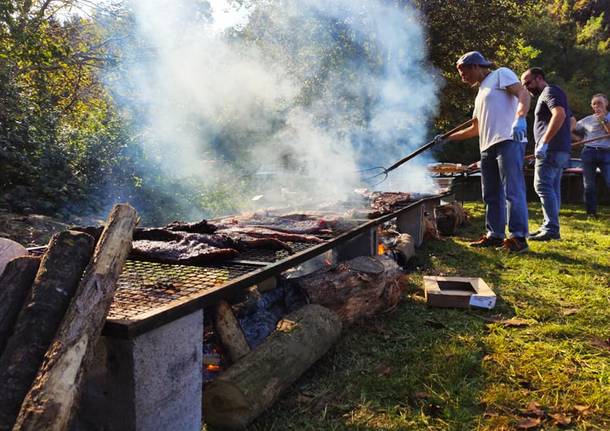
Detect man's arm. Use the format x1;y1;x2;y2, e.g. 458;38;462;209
541;106;566;143
571;117;584;141
505;82;531;118
446;118;479;141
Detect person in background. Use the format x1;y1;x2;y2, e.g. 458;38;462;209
572;93;610;217
441;51;531;253
520;67;572;240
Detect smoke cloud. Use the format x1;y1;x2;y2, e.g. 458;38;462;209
115;0;440;215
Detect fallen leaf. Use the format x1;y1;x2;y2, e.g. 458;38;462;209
590;337;610;351
519;401;545;418
482;316;532;327
561;308;579;316
573;404;592;415
516;417;541;429
375;365;393;376
424;319;445;329
498;318;532;327
549;412;572;426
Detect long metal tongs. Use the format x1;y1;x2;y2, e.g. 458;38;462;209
523;133;610;161
360;118;475;186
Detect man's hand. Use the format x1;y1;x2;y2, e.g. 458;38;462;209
467;161;480;172
433;134;448;146
535;140;548;160
512;116;527;141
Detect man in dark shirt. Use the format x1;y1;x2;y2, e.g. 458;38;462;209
521;67;572;240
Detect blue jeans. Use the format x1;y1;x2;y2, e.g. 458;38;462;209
480;140;529;239
581;146;610;214
534;151;570;235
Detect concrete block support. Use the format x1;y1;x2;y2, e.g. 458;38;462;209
333;227;378;262
423;197;441;215
396;204;425;247
76;310;203;431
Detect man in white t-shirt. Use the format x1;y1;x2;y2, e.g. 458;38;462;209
443;51;531;253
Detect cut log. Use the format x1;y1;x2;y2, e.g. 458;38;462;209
297;256;403;323
0;231;95;431
203;304;341;429
13;204;138;431
214;300;251;364
393;233;415;265
0;256;40;356
0;238;28;277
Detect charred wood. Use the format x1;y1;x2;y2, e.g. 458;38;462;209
203;304;341;430
0;231;95;431
13;204;138;431
0;256;40;356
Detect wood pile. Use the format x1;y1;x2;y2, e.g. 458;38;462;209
0;204;137;431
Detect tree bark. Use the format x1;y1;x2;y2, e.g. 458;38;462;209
0;256;40;356
203;304;341;430
297;256;403;324
214;300;251;364
0;231;94;431
13;204;138;431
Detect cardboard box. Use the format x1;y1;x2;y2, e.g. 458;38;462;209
423;276;496;309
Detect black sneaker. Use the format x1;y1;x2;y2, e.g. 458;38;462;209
528;229;542;238
501;237;529;253
529;231;561;241
469;235;504;248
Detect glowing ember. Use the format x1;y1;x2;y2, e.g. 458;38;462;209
378;243;385;255
206;364;222;372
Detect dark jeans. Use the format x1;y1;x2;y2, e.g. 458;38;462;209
581;146;610;214
534;151;570;235
480;140;529;239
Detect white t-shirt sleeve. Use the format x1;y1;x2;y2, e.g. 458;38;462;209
495;67;519;89
574;118;585;134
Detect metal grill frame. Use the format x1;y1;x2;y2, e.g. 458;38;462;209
99;194;445;338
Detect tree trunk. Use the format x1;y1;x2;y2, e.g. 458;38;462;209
297;256;403;323
203;304;341;430
13;204;138;431
214;300;251;364
0;256;40;356
0;232;94;431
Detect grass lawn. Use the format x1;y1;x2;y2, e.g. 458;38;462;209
242;203;610;431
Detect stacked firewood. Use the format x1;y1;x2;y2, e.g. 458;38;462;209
204;254;405;430
0;204;137;431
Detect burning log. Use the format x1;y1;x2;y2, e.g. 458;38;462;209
435;202;469;236
203;304;341;430
214;300;251;364
0;256;40;356
0;231;95;431
296;256;403;324
13;204;138;431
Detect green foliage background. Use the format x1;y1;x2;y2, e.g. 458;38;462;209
0;0;608;223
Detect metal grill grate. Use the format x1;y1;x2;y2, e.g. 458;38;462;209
108;260;258;321
235;241;317;263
